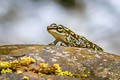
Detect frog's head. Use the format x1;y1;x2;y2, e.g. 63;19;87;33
47;23;68;43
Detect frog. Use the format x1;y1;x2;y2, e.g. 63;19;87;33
47;23;103;51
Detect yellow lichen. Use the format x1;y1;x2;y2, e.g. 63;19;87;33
11;60;20;69
52;64;62;74
11;57;35;69
22;76;29;80
38;63;73;77
0;57;36;74
39;63;60;74
0;57;90;79
0;61;11;69
38;72;43;77
81;74;88;78
20;57;35;66
62;71;73;77
0;61;12;74
87;71;91;74
47;78;53;80
1;68;12;74
17;70;23;74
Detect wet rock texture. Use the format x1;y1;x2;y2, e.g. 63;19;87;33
0;44;120;80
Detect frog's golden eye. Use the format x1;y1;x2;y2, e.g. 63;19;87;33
57;25;63;32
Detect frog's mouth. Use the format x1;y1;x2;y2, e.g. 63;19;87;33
47;26;66;42
47;26;56;31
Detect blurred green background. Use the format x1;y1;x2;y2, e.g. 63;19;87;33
0;0;120;54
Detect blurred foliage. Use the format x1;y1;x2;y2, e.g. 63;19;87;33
55;0;86;12
56;0;76;8
31;0;42;2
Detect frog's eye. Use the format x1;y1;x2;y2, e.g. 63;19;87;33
57;25;63;32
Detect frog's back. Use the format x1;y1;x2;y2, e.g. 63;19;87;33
65;33;103;51
77;36;103;51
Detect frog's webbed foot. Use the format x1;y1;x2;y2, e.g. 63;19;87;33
48;40;68;47
60;42;67;47
48;40;58;45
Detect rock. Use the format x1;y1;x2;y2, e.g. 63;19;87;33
0;44;120;80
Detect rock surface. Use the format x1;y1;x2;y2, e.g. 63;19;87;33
0;44;120;80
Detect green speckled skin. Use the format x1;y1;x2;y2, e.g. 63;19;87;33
47;23;103;51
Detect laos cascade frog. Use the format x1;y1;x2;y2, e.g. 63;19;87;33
47;23;103;51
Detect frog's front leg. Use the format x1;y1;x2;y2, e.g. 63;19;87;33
48;40;59;45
